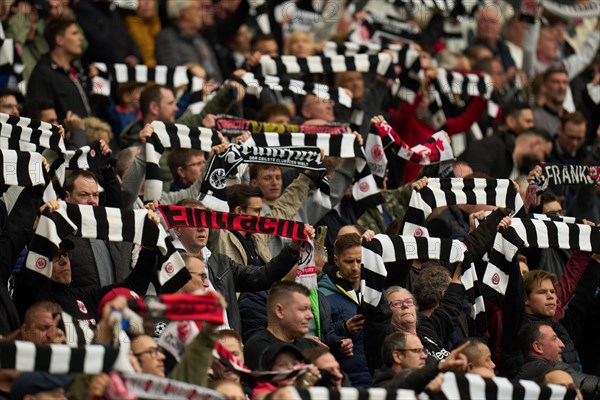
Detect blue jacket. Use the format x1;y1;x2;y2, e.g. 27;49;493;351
318;269;372;387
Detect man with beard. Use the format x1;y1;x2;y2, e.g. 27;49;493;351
533;66;569;136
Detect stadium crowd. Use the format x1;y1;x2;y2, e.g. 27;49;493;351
0;0;600;398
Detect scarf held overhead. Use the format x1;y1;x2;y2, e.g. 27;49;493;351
158;205;309;241
128;293;224;325
532;163;600;193
214;115;350;136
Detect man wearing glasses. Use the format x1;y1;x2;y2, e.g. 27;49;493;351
372;331;469;391
131;335;167;377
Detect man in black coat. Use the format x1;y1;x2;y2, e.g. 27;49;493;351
516;321;600;399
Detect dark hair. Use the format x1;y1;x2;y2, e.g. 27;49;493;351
560;111;586;128
227;184;263;211
382;332;408;368
23;301;62;326
21;99;55;120
257;103;292;123
167;148;205;181
116;81;146;104
267;281;310;317
251;33;278;51
64;170;98;194
502;103;532;123
44;14;77;51
139;84;174;117
0;87;23;102
542;65;568;83
334;233;361;257
473;56;501;75
518;320;552;357
412;265;451;310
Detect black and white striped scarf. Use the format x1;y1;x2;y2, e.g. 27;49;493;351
256;53;395;79
385;0;481;17
91;63;204;97
0;340;132;373
434;68;494;104
531;163;600;193
240;72;353;108
144;121;221;202
0;112;66;153
199;143;328;211
402;178;525;237
24;201;187;292
484;217;600;305
247;132;384;211
0;149;46;187
360;234;484;324
293;372;575;399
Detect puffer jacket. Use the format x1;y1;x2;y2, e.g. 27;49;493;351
318;267;372;387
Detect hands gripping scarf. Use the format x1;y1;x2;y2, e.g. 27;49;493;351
247;132;384;211
199;143;329;212
530;163;600;193
484;217;600;306
144;120;222;202
214;115;350;136
365;118;454;178
402;178;525;237
360;234;485;327
24;201;187;292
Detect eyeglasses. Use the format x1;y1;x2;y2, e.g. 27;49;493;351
546;209;564;217
134;347;162;359
185;161;205;169
396;348;425;354
190;272;209;282
389;298;415;308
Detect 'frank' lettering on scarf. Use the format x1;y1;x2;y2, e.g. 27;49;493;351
533;163;600;193
158;205;309;242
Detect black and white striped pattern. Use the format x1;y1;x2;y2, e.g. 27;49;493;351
541;0;600;18
240;72;352;108
0;149;46;187
434;68;494;102
247;132;384;211
0;112;66;153
0;340;132;374
52;142;111;186
294;372;575;399
257;53;394;79
386;0;481;16
24;201;187;291
361;234;467;308
440;372;576;400
484;218;600;304
144;121;221;202
402;178;525;237
91;63;204;97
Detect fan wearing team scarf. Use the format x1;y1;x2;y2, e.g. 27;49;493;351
170;197;316;335
13;201;166;327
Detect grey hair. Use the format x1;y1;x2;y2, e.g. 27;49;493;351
382;332;408;368
412;266;451;310
167;0;193;20
384;286;419;312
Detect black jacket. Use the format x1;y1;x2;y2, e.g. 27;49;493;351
364;282;465;374
516;356;600;400
0;186;43;335
372;363;440;392
27;55;92;122
14;247;159;324
206;246;298;334
458;133;516;178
